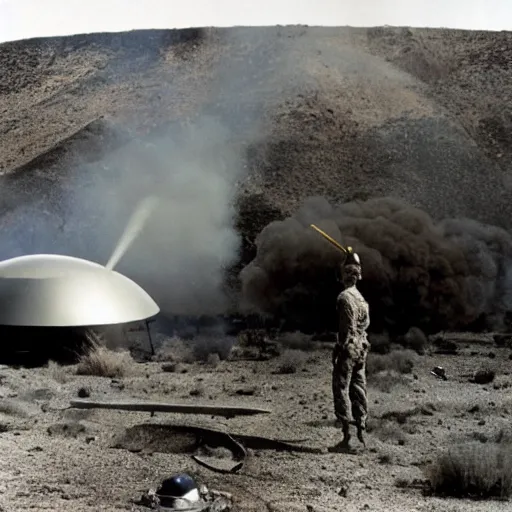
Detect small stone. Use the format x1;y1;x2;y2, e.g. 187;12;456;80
162;363;187;374
77;387;90;398
235;387;256;396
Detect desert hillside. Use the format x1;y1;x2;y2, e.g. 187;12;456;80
2;26;512;512
1;26;511;331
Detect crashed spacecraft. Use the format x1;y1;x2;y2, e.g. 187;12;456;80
0;253;160;327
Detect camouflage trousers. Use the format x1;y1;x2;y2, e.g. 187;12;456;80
332;345;368;430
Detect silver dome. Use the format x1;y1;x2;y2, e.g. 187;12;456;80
0;254;160;327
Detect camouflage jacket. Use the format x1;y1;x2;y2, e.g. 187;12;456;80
335;285;370;363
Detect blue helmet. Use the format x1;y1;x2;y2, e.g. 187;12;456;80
160;474;197;496
157;473;200;508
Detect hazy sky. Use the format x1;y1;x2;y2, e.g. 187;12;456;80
0;0;510;43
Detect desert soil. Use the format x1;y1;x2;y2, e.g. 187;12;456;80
0;333;511;512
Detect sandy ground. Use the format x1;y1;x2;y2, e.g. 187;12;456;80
0;333;511;511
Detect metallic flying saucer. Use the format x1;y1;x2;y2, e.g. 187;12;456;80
0;254;160;327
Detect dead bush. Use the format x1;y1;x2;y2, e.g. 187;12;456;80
190;336;234;362
47;360;70;384
367;418;407;445
0;399;33;418
237;329;267;347
276;349;308;374
206;353;221;368
403;327;428;355
367;350;416;377
370;371;409;392
76;346;133;378
235;329;281;360
426;442;512;499
156;335;233;363
279;331;315;352
154;336;194;363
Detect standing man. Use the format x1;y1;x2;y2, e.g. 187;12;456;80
330;250;370;452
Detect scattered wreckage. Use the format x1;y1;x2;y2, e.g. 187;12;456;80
138;473;233;511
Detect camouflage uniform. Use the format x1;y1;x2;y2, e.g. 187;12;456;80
332;262;370;449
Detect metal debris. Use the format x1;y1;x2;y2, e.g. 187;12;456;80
430;366;447;380
137;475;232;511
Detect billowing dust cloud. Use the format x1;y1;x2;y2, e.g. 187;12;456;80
96;119;244;315
240;196;512;333
0;118;244;316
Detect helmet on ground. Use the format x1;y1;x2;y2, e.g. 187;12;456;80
157;473;201;509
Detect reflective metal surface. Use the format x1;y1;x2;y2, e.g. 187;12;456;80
0;254;160;326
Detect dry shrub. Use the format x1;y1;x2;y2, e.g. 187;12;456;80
276;349;308;374
279;331;315;352
76;346;133;378
402;327;428;355
426;442;512;499
155;335;233;363
235;329;281;360
237;329;267;347
154;336;193;363
367;350;415;392
0;399;33;418
190;336;234;362
206;353;221;368
47;360;70;384
370;371;409;392
367;418;407;445
367;349;416;376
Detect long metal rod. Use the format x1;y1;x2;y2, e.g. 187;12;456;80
69;399;272;417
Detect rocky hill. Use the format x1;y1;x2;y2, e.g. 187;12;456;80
1;26;511;332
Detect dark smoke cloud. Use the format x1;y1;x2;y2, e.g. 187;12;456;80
240;196;512;333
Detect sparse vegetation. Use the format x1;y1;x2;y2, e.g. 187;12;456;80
403;327;428;355
47;360;70;384
0;399;33;418
154;335;193;363
189;383;206;397
236;329;281;360
426;442;512;499
279;331;316;352
276;349;308;374
367;350;416;376
154;335;233;363
367;418;407;445
190;336;234;362
370;371;409;393
76;346;133;378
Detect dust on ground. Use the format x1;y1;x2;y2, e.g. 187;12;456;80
0;332;511;511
